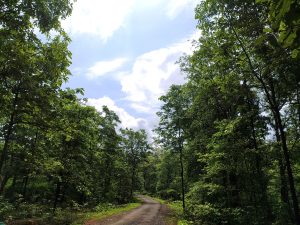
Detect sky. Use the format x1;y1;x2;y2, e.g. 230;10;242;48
61;0;200;138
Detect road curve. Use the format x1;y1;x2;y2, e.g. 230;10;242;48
85;195;172;225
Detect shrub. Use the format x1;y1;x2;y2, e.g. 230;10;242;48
0;197;14;221
158;189;180;200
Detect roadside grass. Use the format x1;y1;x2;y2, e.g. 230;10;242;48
167;201;190;225
71;202;141;225
1;199;141;225
149;197;190;225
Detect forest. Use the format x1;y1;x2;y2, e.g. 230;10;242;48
0;0;300;224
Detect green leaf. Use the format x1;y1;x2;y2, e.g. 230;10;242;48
291;48;300;58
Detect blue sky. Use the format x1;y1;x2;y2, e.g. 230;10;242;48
62;0;200;137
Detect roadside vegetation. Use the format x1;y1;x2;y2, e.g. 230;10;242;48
149;196;186;225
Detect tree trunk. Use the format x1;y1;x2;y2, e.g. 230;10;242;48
267;79;300;224
231;17;299;224
179;147;185;212
274;108;300;224
103;156;112;200
53;182;61;213
130;166;135;199
60;183;66;203
22;176;29;199
275;125;292;214
0;115;14;173
12;175;17;189
250;119;273;222
0;92;19;192
297;88;300;123
177;122;185;212
0;174;9;194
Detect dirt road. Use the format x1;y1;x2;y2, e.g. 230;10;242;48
85;195;175;225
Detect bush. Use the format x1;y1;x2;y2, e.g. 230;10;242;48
186;202;251;225
94;203;115;212
0;197;14;221
186;203;221;225
158;189;180;200
43;210;77;225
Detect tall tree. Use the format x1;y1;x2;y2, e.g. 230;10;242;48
190;0;300;223
0;0;73;193
120;128;150;199
155;85;190;211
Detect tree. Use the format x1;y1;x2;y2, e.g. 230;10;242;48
155;85;190;212
120;128;150;199
0;0;72;193
141;152;158;195
98;106;121;202
189;1;300;223
257;0;300;58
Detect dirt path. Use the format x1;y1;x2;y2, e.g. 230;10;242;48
85;195;175;225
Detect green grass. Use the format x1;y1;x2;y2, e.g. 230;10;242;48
167;201;190;225
71;202;141;225
150;196;166;204
148;196;190;225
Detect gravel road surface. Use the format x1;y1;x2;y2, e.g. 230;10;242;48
85;195;173;225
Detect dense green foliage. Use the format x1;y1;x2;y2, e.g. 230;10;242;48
258;0;300;57
0;0;151;223
154;0;300;224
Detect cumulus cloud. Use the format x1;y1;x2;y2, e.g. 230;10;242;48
119;31;200;114
61;0;198;41
87;96;148;130
61;0;134;41
87;58;127;79
166;0;199;19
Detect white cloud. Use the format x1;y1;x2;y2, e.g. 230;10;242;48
61;0;135;41
130;103;152;113
87;96;148;130
119;31;200;114
166;0;199;19
61;0;198;40
87;58;127;79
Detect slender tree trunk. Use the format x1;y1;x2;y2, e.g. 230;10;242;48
177;123;185;212
53;182;61;213
268;79;300;224
297;88;300;123
60;183;66;203
130;166;135;199
0;119;14;193
274;108;300;224
250;118;273;222
275;126;291;207
0;174;9;194
179;147;185;212
12;175;17;189
0;92;19;192
143;169;146;192
22;176;29;199
279;152;293;218
0;114;15;173
80;192;86;204
103;155;112;200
